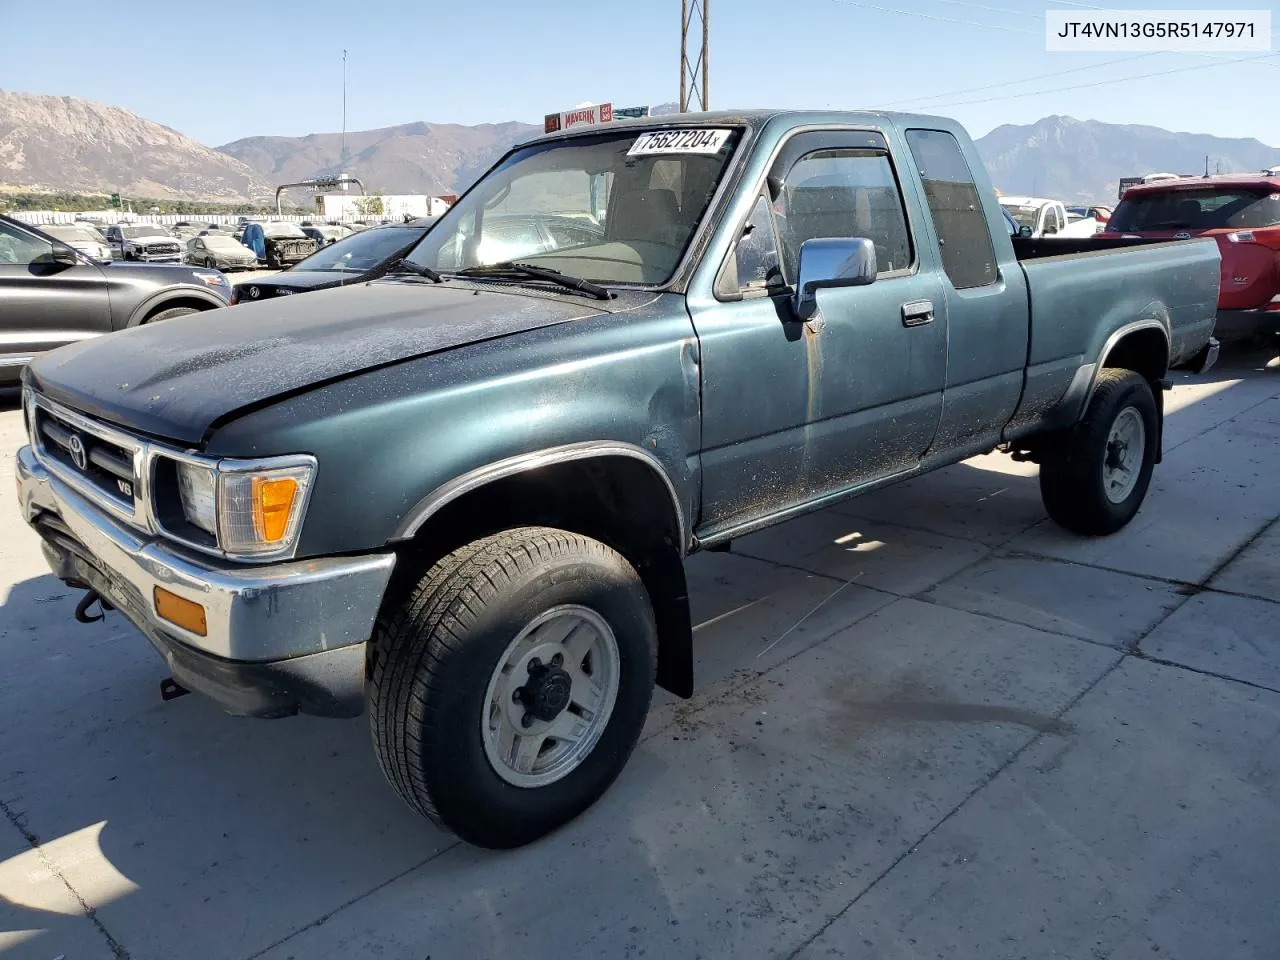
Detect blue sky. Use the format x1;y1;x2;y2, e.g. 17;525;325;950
2;0;1278;146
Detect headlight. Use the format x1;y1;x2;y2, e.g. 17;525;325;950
165;455;315;558
175;462;217;535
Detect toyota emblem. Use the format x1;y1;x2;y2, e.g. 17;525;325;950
68;433;88;471
248;286;259;298
1174;232;1190;240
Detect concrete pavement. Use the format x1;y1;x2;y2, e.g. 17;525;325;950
1;352;1278;960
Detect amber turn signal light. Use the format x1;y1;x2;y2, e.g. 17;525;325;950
154;586;208;637
252;476;299;543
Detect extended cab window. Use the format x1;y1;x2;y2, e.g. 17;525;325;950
773;147;913;282
905;129;998;289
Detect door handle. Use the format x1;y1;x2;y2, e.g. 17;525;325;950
901;299;935;327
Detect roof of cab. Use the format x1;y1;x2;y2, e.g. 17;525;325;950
514;108;965;149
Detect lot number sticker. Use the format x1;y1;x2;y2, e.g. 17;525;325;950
627;129;731;156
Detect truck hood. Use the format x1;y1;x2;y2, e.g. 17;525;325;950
26;281;607;445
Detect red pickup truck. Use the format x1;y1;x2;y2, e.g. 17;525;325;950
1101;175;1280;341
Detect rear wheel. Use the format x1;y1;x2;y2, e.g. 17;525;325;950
1039;369;1158;536
368;527;657;848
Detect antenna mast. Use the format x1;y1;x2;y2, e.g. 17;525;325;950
680;0;709;112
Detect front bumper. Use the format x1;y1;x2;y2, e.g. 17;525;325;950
17;445;396;717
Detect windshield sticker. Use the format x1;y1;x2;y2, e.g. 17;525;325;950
627;129;731;156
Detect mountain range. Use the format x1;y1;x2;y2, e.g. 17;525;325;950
2;90;1278;206
0;91;271;200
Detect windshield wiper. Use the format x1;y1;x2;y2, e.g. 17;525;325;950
452;262;612;300
386;258;443;283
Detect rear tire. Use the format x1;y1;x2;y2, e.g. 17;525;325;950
1039;368;1158;536
368;527;657;849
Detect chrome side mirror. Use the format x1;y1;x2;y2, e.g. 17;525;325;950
794;237;876;320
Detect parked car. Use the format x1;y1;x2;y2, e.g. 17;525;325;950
0;213;231;384
105;223;183;263
16;110;1219;849
40;224;114;263
1100;175;1280;340
301;224;351;247
185;234;260;271
1068;205;1112;228
231;219;435;303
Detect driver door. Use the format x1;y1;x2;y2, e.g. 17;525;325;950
689;130;947;538
0;219;112;368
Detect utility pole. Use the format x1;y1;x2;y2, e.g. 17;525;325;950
680;0;709;112
341;50;348;173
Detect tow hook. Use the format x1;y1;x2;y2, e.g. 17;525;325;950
160;677;190;701
74;589;114;624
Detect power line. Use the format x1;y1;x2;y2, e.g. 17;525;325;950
876;53;1159;108
934;0;1040;17
916;51;1280;110
828;0;1034;34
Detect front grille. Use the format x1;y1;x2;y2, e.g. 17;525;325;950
33;401;141;517
145;243;180;256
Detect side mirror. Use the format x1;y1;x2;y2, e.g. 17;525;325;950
51;245;80;266
793;237;876;321
1018;225;1033;238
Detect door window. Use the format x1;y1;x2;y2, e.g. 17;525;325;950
730;194;784;293
0;221;54;265
772;148;914;282
904;129;998;289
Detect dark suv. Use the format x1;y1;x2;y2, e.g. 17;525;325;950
0;214;233;384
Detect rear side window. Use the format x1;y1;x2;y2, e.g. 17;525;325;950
1109;188;1280;231
905;129;998;290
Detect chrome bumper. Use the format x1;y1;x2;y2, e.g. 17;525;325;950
17;445;396;715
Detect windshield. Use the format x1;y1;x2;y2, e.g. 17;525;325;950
123;224;170;238
1001;204;1041;228
296;226;422;271
45;225;99;242
403;127;741;285
1109;188;1280;231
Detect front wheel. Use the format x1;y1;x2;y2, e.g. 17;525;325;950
368;527;657;848
1039;368;1158;536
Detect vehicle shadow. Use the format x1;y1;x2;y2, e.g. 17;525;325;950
0;387;20;413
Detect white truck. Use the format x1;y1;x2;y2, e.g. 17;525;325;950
999;196;1100;239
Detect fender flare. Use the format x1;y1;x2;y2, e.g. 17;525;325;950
392;440;688;553
126;285;229;327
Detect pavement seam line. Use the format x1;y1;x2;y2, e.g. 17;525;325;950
782;649;1128;960
782;500;1279;957
239;841;461;960
0;796;131;960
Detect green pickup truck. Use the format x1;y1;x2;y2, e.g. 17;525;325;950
16;109;1220;848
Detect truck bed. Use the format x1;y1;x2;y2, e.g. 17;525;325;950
1004;235;1220;440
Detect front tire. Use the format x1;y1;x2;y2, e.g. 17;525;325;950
144;306;200;324
1039;368;1158;536
369;527;657;848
